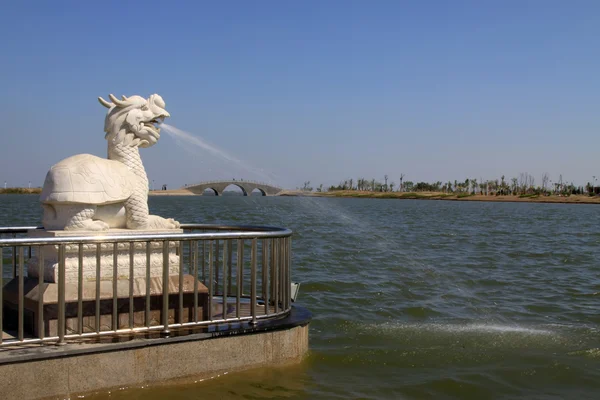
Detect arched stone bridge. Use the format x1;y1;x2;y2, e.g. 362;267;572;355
184;180;284;196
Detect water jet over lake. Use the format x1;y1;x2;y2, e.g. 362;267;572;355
160;123;279;185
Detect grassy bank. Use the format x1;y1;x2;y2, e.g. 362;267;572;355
0;187;42;194
279;190;600;204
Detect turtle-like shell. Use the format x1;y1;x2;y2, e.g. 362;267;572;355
40;154;136;204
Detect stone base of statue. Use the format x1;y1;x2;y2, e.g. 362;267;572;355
2;275;209;337
26;229;183;284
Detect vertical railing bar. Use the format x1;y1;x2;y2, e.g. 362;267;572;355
37;246;44;340
145;242;151;328
236;239;242;319
161;241;170;335
240;240;245;295
201;241;206;284
0;248;3;344
277;238;282;311
95;244;101;334
262;239;269;316
283;238;287;310
250;238;257;324
215;239;220;294
112;243;118;331
288;236;292;310
270;237;275;308
286;237;291;310
78;244;84;335
57;244;66;345
18;247;24;341
274;238;279;314
286;237;290;310
12;233;17;277
208;240;213;321
192;240;198;322
178;241;184;324
28;246;32;259
280;238;285;311
227;240;233;296
222;240;228;319
282;237;287;311
129;242;134;329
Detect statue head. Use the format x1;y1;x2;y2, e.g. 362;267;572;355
98;94;170;148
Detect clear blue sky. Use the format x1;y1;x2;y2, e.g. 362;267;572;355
1;1;599;189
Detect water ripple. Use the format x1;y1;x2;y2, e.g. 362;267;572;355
4;195;600;399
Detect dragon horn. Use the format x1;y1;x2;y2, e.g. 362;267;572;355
98;96;112;108
121;95;128;100
108;94;128;107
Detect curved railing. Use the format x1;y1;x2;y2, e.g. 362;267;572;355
0;224;293;347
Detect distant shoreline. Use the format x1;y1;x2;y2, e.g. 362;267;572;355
277;190;600;205
148;189;196;196
7;188;600;205
0;188;41;195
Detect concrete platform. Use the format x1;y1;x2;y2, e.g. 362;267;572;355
0;306;310;400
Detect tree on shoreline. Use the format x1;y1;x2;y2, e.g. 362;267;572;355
322;173;588;197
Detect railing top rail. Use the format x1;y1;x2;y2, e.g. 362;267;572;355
0;224;292;247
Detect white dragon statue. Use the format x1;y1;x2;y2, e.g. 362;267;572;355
40;94;180;231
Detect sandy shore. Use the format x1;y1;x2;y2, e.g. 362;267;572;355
0;188;42;194
278;190;600;205
149;189;196;196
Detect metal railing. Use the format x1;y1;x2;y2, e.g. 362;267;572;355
0;224;292;347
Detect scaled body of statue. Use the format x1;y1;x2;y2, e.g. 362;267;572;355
40;94;180;231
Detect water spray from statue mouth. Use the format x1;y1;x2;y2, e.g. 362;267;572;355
144;117;167;135
159;123;278;184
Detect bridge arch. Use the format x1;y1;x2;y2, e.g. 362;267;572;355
251;188;266;196
202;188;219;196
223;184;248;196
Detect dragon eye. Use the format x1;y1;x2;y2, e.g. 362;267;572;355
141;105;149;111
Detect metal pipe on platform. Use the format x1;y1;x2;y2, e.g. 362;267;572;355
0;248;3;345
192;240;199;322
129;242;135;329
18;247;24;342
112;243;118;331
274;238;279;314
236;239;243;319
57;244;66;345
161;240;170;336
145;242;151;327
178;240;184;324
78;244;84;334
222;240;228;319
250;238;257;325
208;240;213;321
95;244;101;334
262;239;269;316
38;246;44;340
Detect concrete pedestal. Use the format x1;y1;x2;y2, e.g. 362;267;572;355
2;275;208;337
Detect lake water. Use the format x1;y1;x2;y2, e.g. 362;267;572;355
2;194;600;399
